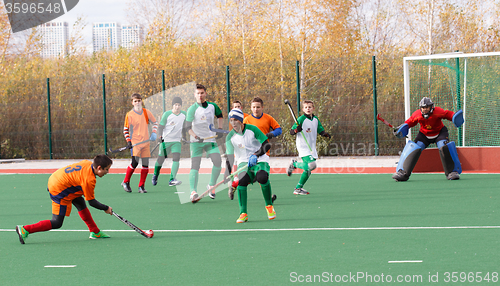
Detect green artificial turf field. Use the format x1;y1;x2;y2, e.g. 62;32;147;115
1;173;499;285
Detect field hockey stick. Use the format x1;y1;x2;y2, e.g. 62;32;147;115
376;114;396;130
209;124;230;134
181;135;218;145
284;99;312;152
152;126;177;155
150;141;161;155
192;165;247;203
112;211;154;238
376;114;407;138
109;139;151;153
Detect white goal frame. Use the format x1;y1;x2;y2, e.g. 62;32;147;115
403;51;500;144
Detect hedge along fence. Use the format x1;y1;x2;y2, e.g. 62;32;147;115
0;56;405;159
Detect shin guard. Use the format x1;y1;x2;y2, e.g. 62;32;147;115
393;141;422;181
439;141;462;179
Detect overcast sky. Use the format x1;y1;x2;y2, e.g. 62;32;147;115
57;0;130;47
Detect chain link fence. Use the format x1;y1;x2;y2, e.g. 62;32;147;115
0;56;405;159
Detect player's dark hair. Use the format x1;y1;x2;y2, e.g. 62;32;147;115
196;84;206;91
131;93;142;100
233;100;242;107
251;97;264;106
93;154;113;169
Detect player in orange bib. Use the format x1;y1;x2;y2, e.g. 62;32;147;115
15;155;114;244
121;93;158;193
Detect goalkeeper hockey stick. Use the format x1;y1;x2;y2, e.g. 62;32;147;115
284;99;312;152
112;211;154;238
209;124;230;134
109;139;151;153
376;114;396;130
191;165;248;203
377;114;407;138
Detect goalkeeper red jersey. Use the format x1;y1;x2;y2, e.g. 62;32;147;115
405;106;454;138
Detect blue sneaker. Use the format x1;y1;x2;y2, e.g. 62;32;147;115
152;174;158;186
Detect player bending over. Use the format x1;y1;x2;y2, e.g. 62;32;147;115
16;155;114;244
392;97;464;181
287;100;331;195
152;97;186;187
225;108;276;223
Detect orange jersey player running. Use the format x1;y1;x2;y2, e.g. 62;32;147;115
121;93;158;194
16;154;114;244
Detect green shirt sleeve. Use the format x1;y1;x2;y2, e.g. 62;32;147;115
225;131;235;155
209;102;223;118
160;111;173;125
315;116;325;134
292;115;307;129
186;104;196;122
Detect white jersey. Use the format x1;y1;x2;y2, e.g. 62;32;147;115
159;110;186;142
293;114;325;159
226;124;269;166
186;101;222;143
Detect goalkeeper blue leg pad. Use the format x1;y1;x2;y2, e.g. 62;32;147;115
392;141;422;181
439;141;462;180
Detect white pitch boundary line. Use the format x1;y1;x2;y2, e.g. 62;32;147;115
44;265;76;268
2;225;500;233
388;260;423;263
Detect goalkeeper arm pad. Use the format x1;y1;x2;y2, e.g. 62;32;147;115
394;123;409;138
452;110;464;127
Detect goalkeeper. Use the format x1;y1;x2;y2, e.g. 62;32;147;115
392;97;464;181
225;108;276;223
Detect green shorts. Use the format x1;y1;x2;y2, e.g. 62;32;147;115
158;142;182;157
237;162;270;183
190;142;220;158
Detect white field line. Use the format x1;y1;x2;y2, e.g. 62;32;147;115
2;225;500;233
388;260;423;263
44;265;76;268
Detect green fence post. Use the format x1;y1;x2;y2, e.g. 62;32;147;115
226;66;231;115
372;56;379;156
455;57;463;146
47;78;53;159
102;74;108;154
162;70;166;113
296;60;300;115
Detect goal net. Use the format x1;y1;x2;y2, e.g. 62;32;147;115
403;52;500;147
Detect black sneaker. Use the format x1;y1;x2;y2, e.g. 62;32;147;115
121;182;132;193
447;172;460;180
152;174;158;186
392;169;409;181
138;186;147;193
